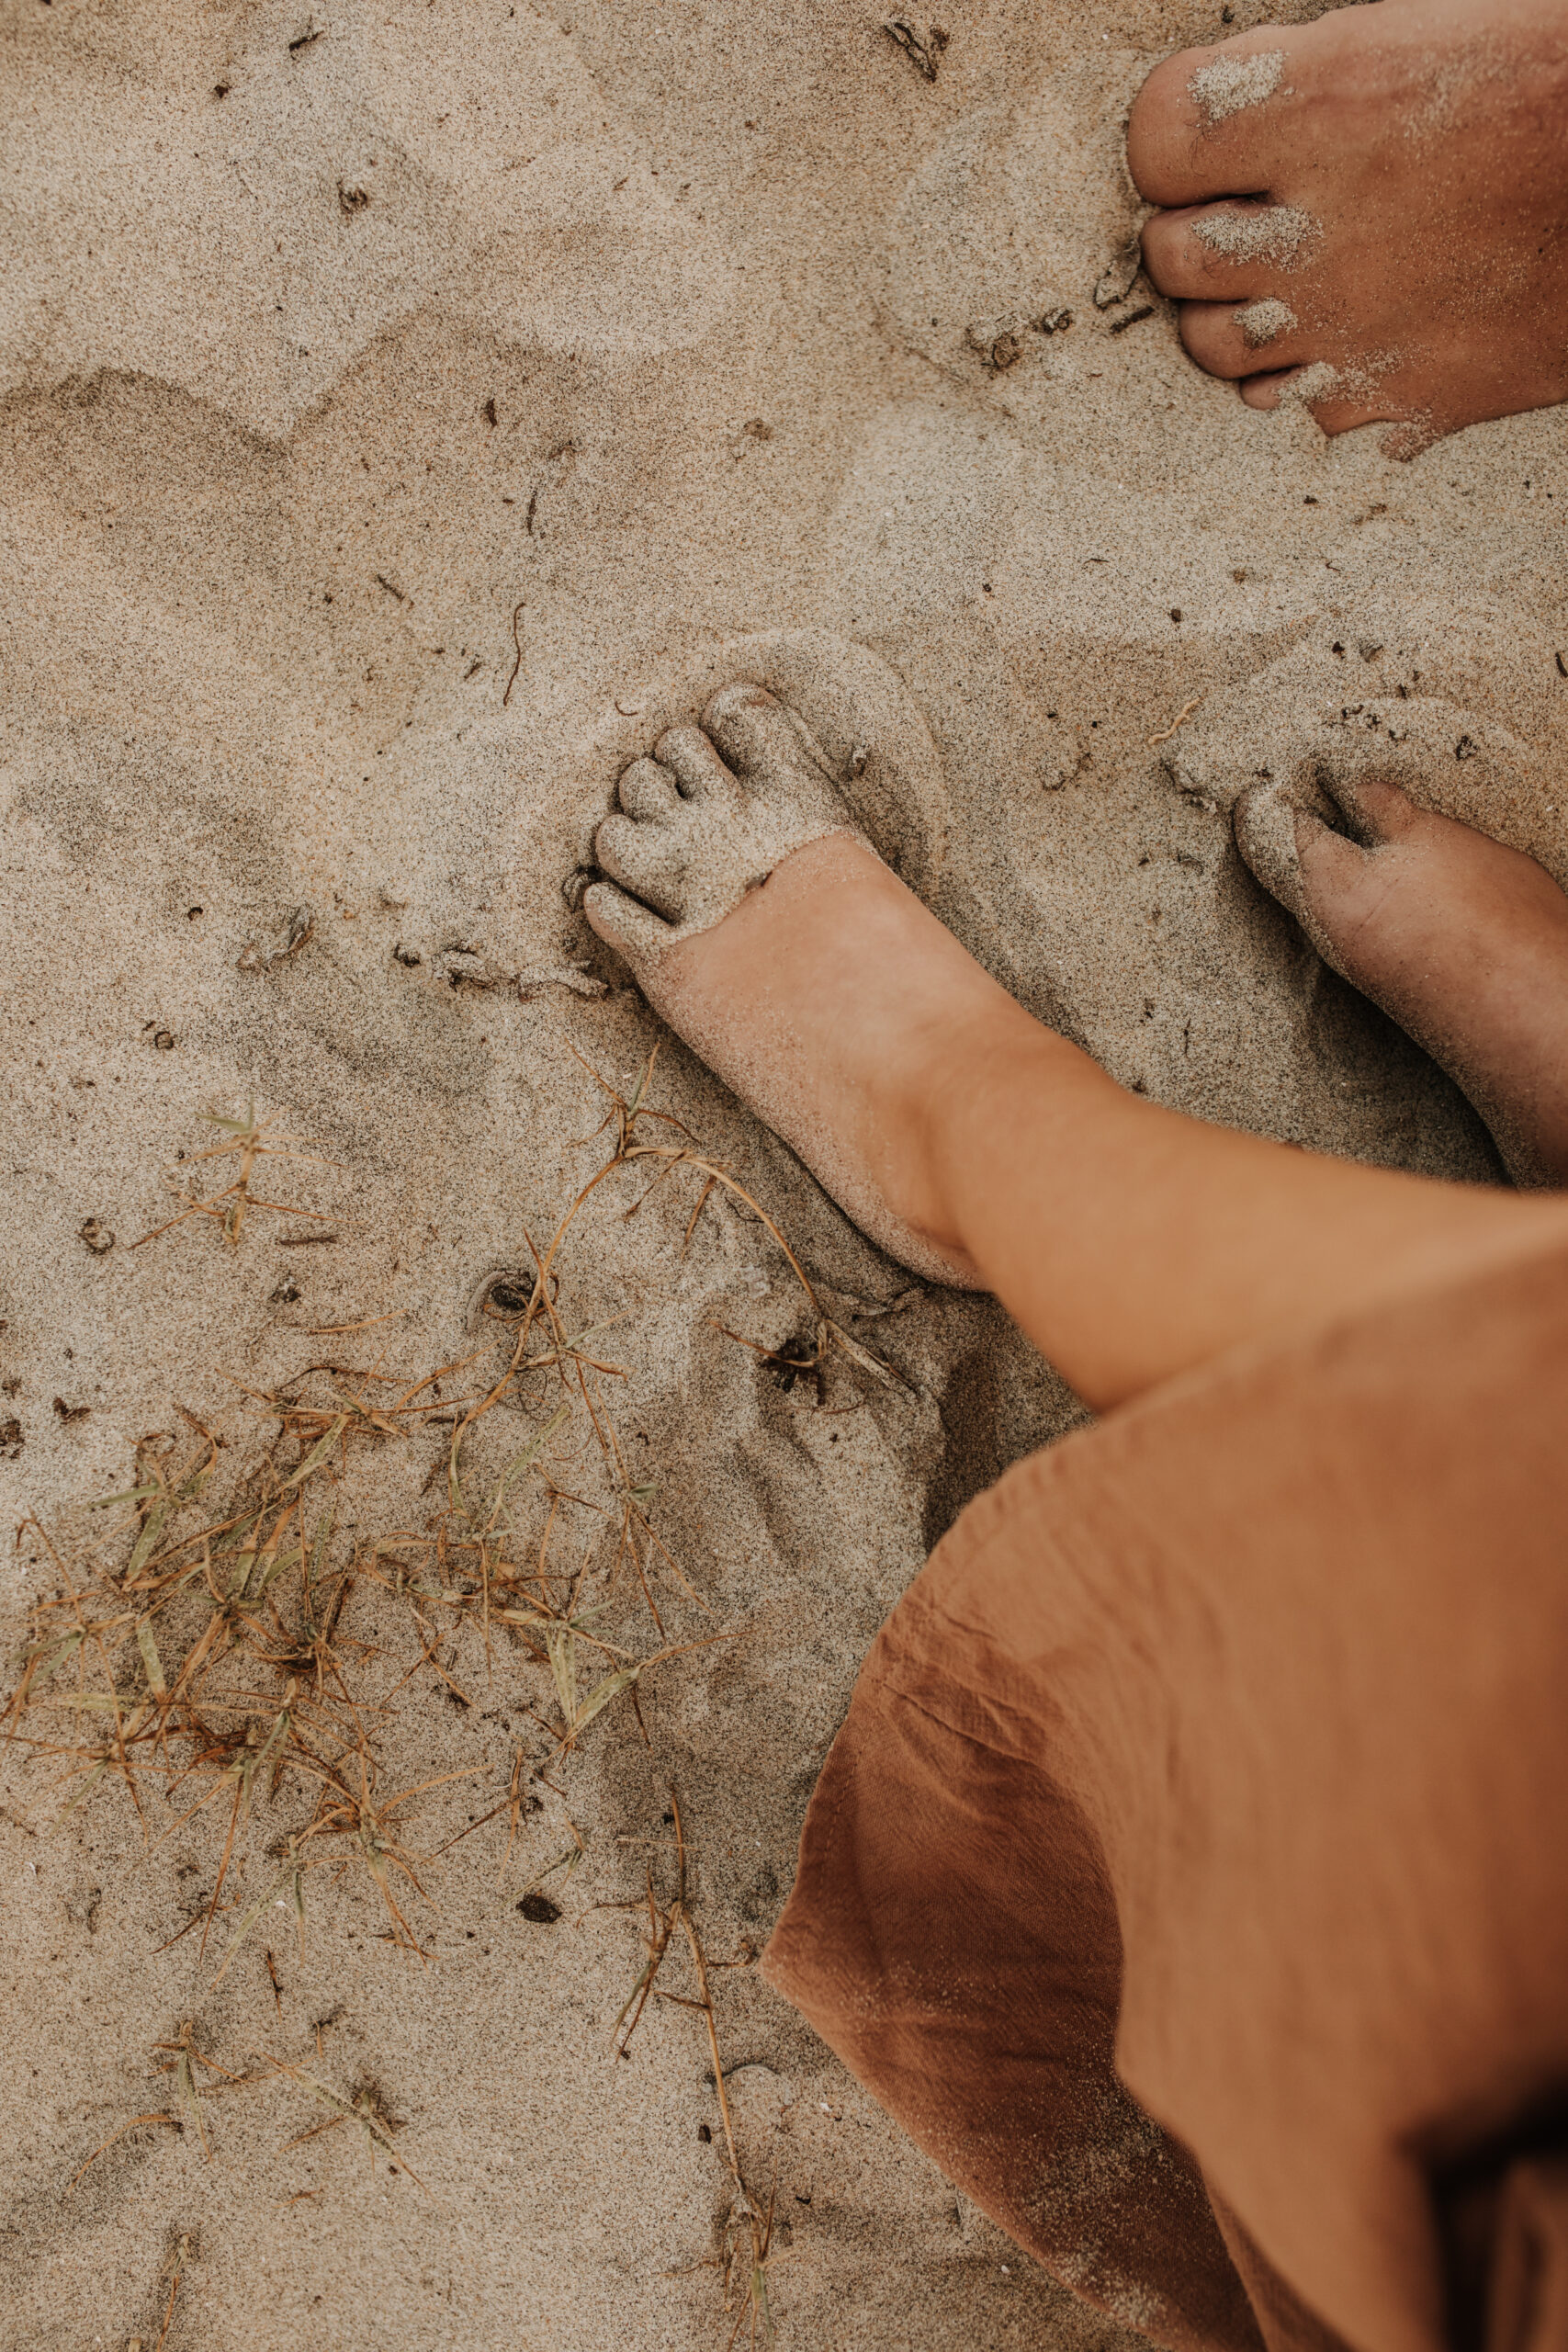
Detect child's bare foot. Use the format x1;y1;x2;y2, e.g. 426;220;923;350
1128;0;1568;451
1235;769;1568;1184
584;682;1030;1287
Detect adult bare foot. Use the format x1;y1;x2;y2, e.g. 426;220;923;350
1127;0;1568;451
583;681;1017;1287
1235;770;1568;1183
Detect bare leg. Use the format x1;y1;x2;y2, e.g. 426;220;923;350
586;686;1568;1411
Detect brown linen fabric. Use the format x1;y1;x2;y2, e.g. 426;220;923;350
762;1232;1568;2352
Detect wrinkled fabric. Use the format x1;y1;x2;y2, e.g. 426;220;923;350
763;1234;1568;2352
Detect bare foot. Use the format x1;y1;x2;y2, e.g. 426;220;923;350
1127;0;1568;450
583;682;1025;1288
587;687;1568;1409
1235;769;1568;1183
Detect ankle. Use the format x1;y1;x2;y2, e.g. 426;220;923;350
907;997;1112;1272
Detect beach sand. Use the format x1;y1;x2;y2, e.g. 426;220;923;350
3;2;1566;2346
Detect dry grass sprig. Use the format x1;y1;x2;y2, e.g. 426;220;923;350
606;1796;776;2344
132;1102;339;1250
7;1052;897;2344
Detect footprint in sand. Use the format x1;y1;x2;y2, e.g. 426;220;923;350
570;630;953;909
875;53;1148;383
1163;609;1568;910
0;1;733;441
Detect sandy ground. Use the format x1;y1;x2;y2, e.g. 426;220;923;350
4;1;1568;2346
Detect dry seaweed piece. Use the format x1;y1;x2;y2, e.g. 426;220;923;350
882;17;949;80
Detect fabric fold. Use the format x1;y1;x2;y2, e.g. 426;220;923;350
764;1233;1568;2352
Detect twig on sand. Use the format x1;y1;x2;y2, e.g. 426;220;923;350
503;600;525;707
1148;694;1204;748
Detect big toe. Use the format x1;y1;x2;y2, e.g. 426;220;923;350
1128;36;1298;208
1126;49;1207;203
701;681;829;800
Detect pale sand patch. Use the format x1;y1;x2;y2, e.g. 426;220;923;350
1281;360;1348;403
1190;48;1289;124
1192;203;1319;264
1236;298;1298;349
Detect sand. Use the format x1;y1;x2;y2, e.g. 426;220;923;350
1190;46;1288;121
4;2;1568;2348
1235;295;1297;347
1190;198;1317;262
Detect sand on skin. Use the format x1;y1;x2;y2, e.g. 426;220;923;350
4;3;1568;2348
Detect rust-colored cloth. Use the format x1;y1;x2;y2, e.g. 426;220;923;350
761;1235;1568;2352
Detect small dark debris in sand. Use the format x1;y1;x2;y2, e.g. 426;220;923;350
288;26;322;53
1109;303;1155;335
79;1218;114;1255
1094;246;1142;311
238;905;315;973
697;2122;713;2143
965;319;1032;373
1556;650;1567;679
482;397;498;427
882;17;948;80
769;1335;820;1395
0;1420;21;1460
486;1276;534;1315
153;1030;175;1051
53;1397;90;1425
271;1279;302;1305
337;180;370;216
518;1893;561;1924
1455;734;1478;759
277;1231;339;1248
375;572;409;604
393;944;423;967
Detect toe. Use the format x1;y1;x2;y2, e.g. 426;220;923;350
593;812;691;922
1127;39;1297;207
650;723;736;800
1293;805;1370;906
1142;203;1316;301
583;878;676;967
617;757;681;820
1333;775;1423;843
701;681;825;797
1127;50;1210;204
1238;366;1409;439
1179;298;1307;379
